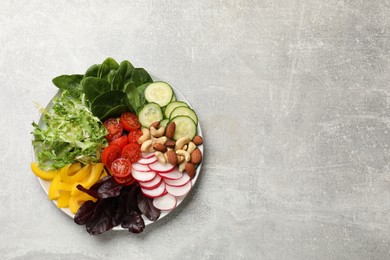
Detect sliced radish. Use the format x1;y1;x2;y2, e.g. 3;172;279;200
132;163;151;172
153;193;177;211
166;181;192;197
141;181;166;198
132;169;156;182
148;161;175;173
158;169;183;180
142;152;155;159
138;156;157;165
139;175;162;190
164;173;190;186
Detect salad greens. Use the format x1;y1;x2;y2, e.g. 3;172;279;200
32;90;108;170
52;57;153;120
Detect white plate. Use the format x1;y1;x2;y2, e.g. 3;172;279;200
32;73;203;230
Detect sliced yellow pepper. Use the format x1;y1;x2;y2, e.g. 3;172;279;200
58;181;72;191
31;162;59;180
71;163;104;196
48;174;61;200
69;193;97;214
57;191;71;208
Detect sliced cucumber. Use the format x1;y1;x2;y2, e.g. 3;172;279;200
144;81;173;107
170;116;197;140
169;106;198;125
164;101;188;119
160;118;169;128
171;94;177;102
138;103;163;128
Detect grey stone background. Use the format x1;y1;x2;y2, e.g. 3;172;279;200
1;0;389;259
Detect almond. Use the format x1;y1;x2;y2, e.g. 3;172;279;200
153;143;167;153
165;121;176;139
185;162;196;179
192;135;203;145
165;139;176;149
150;121;160;129
190;148;202;164
166;150;178;165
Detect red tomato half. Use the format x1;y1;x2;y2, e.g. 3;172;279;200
128;129;143;144
120;112;141;131
111;158;132;178
110;135;128;150
122;143;142;163
114;175;136;186
101;145;121;169
104;118;123;141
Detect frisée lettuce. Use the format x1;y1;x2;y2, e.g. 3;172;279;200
32;90;108;170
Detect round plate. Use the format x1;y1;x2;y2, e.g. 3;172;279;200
32;73;203;229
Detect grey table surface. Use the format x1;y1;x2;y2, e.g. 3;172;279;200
1;0;390;259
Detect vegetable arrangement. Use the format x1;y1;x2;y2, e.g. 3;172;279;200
31;58;203;235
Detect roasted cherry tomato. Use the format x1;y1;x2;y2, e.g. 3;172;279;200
101;145;121;169
120;112;141;131
128;129;143;144
122;143;142;163
104;118;123;141
114;174;136;186
111;158;132;178
110;135;128;150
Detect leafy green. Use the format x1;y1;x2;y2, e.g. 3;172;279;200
52;74;83;98
91;90;129;120
82;77;111;104
32;91;108;170
130;68;153;87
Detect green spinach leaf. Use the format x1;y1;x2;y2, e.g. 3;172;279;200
130;68;153;87
52;74;83;98
82;77;111;105
91;90;129;120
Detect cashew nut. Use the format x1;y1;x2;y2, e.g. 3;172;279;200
177;155;185;164
141;139;153;152
150;126;165;138
138;128;151;144
178;161;186;172
176;150;191;162
153;136;167;145
187;142;197;154
175;137;190;151
155;151;166;163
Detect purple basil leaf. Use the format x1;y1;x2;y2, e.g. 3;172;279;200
137;190;160;221
74;200;96;225
126;184;141;214
121;211;145;234
113;191;128;226
76;184;99;199
76;176;113;199
97;178;124;199
86;198;116;235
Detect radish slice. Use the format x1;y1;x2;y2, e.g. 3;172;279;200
153;194;177;211
141;182;166;198
139;175;162;190
158;169;183;180
166;181;192;197
148;161;175;173
164;173;190;186
138;156;157;165
132;163;151;172
132;169;156;182
142;152;155;159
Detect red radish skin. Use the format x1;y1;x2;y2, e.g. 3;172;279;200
153;194;177;211
132;163;152;172
157;168;183;180
165;181;192;197
141;181;167;198
131;169;156;182
138;156;157;165
141;152;155;159
148;161;175;173
139;175;163;190
163;173;191;187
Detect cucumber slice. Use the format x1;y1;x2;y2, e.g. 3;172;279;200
160;119;169;128
164;101;188;119
169;106;198;125
171;94;177;102
138;103;163;128
144;81;173;107
170;116;197;141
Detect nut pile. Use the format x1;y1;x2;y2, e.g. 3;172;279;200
138;121;203;179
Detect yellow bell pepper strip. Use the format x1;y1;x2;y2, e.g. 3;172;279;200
48;174;61;200
68;163;82;175
61;164;91;184
57;191;71;208
58;181;72;191
31;162;59;180
71;163;104;196
69;193;97;214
